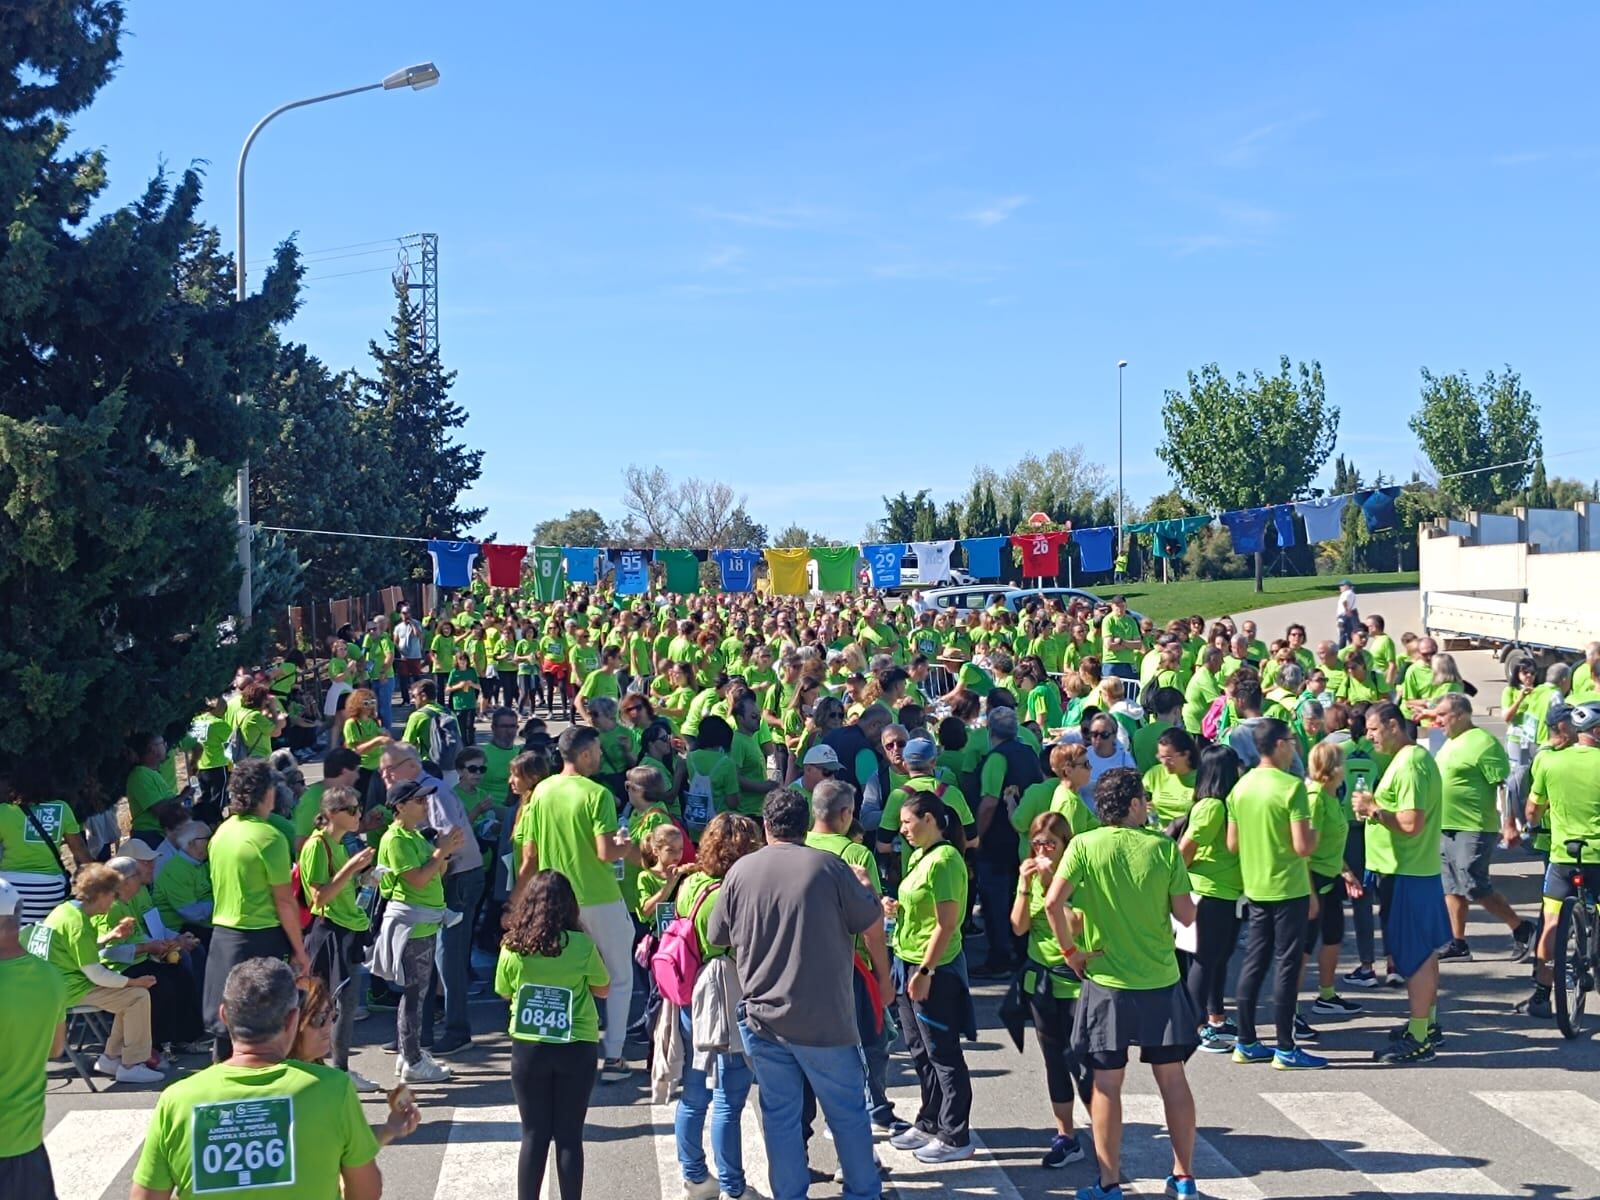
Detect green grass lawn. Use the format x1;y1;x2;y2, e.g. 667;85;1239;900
1110;571;1418;627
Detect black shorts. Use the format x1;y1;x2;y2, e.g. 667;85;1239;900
0;1144;56;1200
1085;1043;1194;1071
1543;862;1600;905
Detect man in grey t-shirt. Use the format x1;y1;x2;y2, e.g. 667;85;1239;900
707;790;884;1200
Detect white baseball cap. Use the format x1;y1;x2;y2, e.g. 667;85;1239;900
801;745;843;771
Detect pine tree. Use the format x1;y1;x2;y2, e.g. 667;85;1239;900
0;2;300;791
354;284;485;576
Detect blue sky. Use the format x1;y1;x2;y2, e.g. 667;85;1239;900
72;3;1599;542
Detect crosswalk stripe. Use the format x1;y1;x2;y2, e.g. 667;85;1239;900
1474;1091;1600;1176
433;1103;559;1200
650;1088;769;1198
46;1109;152;1200
1120;1093;1265;1199
875;1086;1027;1199
1263;1091;1509;1197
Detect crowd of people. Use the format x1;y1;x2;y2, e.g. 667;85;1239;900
3;574;1599;1200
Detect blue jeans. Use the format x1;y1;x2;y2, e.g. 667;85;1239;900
974;860;1020;968
424;867;484;1041
741;1023;880;1200
373;677;395;728
676;1008;753;1195
1102;662;1137;680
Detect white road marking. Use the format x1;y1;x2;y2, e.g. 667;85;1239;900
1475;1090;1600;1175
1263;1091;1509;1197
432;1104;538;1199
46;1109;153;1200
1119;1093;1265;1199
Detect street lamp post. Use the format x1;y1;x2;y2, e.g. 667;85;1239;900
233;62;441;626
1117;360;1128;553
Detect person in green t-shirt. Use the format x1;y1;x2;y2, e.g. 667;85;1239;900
1351;702;1451;1064
1098;596;1142;678
494;868;610;1197
1432;693;1534;961
0;877;69;1182
130;956;386;1200
1008;810;1088;1167
445;651;482;743
1300;740;1364;1022
885;789;972;1157
153;821;215;934
1043;766;1198;1199
1143;726;1198;828
1226;717;1321;1067
1176;743;1244;1049
297;785;377;1084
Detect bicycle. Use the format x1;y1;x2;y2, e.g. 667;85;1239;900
1553;838;1600;1040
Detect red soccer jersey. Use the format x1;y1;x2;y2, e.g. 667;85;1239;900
1010;532;1070;578
481;543;528;587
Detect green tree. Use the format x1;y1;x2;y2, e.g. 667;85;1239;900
1157;356;1339;590
772;524;829;547
879;489;939;542
1410;366;1540;510
960;481;1000;537
0;2;300;790
354;284;484;577
533;509;611;547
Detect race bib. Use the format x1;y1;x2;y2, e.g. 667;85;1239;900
190;1096;295;1194
653;901;676;936
26;924;52;958
23;803;64;844
684;792;711;827
513;983;574;1043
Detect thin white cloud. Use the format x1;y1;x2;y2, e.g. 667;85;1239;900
693;203;842;230
702;245;745;271
961;195;1030;226
1491;147;1598;167
1217;111;1321;166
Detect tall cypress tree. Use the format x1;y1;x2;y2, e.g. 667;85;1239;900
354;284;484;577
0;2;299;791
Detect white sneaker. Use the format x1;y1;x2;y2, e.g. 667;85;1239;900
889;1126;933;1151
114;1062;165;1085
347;1069;383;1093
400;1053;453;1084
683;1178;720;1200
92;1053;120;1077
913;1138;974;1164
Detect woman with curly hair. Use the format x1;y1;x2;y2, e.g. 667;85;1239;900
673;812;761;1200
496;869;611;1200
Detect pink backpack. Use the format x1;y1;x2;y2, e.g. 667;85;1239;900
651;880;722;1006
1201;696;1228;742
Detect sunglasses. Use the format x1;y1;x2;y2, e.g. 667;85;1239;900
1090;730;1115;741
885;739;908;749
1029;838;1058;849
461;765;487;775
332;804;361;815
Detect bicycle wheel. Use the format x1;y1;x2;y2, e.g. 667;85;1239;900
1553;898;1590;1039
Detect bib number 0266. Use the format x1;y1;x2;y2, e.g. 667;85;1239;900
189;1096;295;1193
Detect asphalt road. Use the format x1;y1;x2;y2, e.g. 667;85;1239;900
44;584;1600;1199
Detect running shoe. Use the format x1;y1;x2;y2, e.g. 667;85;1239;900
1197;1025;1236;1053
1515;987;1553;1018
1042;1133;1087;1169
1342;966;1380;989
1076;1183;1125;1200
1293;1014;1320;1041
1273;1046;1329;1071
347;1069;383;1093
1165;1175;1200;1198
1387;1021;1444;1046
1437;939;1472;962
683;1178;719;1200
400;1053;452;1084
1384;969;1406;987
599;1058;632;1083
1374;1031;1436;1065
914;1139;974;1164
1311;993;1363;1015
1511;920;1537;963
1231;1040;1274;1064
889;1125;933;1151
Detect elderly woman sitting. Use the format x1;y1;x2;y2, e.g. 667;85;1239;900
94;855;208;1055
31;863;164;1084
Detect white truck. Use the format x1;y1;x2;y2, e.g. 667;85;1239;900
1422;591;1600;682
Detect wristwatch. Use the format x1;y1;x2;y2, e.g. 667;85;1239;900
915;965;932;978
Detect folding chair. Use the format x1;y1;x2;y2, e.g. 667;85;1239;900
61;1004;112;1093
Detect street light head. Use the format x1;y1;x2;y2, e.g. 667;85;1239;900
383;62;441;91
1117;360;1128;368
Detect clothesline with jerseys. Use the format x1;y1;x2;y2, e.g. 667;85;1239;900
412;491;1393;593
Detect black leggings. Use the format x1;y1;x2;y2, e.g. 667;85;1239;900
543;671;573;717
1028;986;1090;1107
1186;894;1242;1020
1235;895;1311;1050
510;1039;597;1200
897;968;972;1146
1303;873;1346;953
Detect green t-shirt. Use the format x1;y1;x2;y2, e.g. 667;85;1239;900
479;742;519;803
1306;779;1349;880
577;669;619;702
1142;765;1196;826
1185;795;1242;901
291;781;329;842
956;661;994;697
1062;825;1191;990
299;830;369;932
1437;726;1511;834
378;824;444;938
514;774;621;907
446;667;481;713
343;717;386;771
400;703;448;758
805;830;881;893
0;800;79;876
1182;668;1222;734
1017;871;1081;999
126;764;172;834
881;773;972;869
1533;743;1600;866
1100;614;1141;666
893;842;966;967
132;1060;380;1198
729;731;769;817
1011;780;1100;860
211;814;293;931
657;548;702;594
192;714;232;772
1026;683;1063;732
495;933;609;1044
1129;720;1171;775
810;546;860;592
681;749;740;829
1229;765;1313;901
676;872;727;960
0;950;66;1157
1364;744;1444;877
154;852;213;931
29;899;100;1005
